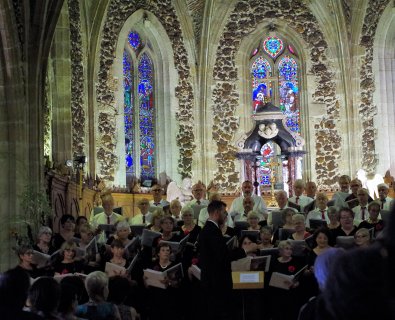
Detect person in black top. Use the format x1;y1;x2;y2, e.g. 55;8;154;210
53;241;83;276
0;268;42;320
198;200;256;320
330;208;358;246
33;226;57;255
52;214;76;250
358;201;385;238
15;244;44;279
144;242;183;320
268;240;306;320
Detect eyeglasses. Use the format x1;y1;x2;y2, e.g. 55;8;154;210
183;214;193;217
355;234;368;239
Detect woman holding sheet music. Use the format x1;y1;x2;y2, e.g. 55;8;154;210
358;201;384;238
268;240;306;320
180;206;201;244
330;208;358;246
145;242;184;320
108;239;130;271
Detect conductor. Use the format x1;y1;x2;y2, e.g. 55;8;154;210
199;200;257;320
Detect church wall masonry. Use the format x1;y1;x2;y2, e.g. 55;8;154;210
96;0;196;181
358;0;392;173
68;0;86;158
211;0;342;191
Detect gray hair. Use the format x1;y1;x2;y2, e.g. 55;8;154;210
37;226;52;238
85;271;109;302
116;220;131;231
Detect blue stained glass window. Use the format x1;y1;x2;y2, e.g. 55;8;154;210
251;56;271;79
138;53;155;179
251;57;272;111
278;56;299;132
128;31;141;51
123;52;134;174
123;31;156;181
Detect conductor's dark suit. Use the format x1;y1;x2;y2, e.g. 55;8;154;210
199;220;245;320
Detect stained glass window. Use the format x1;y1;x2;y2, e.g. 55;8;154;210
250;36;300;186
278;56;299;132
138;53;155;180
257;142;275;186
123;52;134;175
123;31;156;181
128;32;141;51
251;57;272;111
263;36;284;59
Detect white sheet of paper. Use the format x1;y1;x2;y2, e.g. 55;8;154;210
239;272;259;283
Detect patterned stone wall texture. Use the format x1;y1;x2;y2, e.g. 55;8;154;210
43;75;51;157
68;0;85;157
96;0;195;181
358;0;391;173
212;0;341;191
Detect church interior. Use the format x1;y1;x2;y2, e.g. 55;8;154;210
0;0;394;271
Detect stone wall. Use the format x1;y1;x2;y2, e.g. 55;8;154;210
68;0;85;157
358;0;391;173
211;0;341;191
96;0;195;181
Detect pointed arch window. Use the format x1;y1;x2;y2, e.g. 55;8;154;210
123;31;156;181
250;35;300;187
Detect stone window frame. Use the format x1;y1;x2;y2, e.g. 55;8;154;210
235;28;311;182
111;10;180;186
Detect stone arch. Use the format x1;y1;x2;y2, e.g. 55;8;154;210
373;3;395;175
211;0;342;191
358;0;392;174
235;22;310;151
111;10;180;186
95;1;196;183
